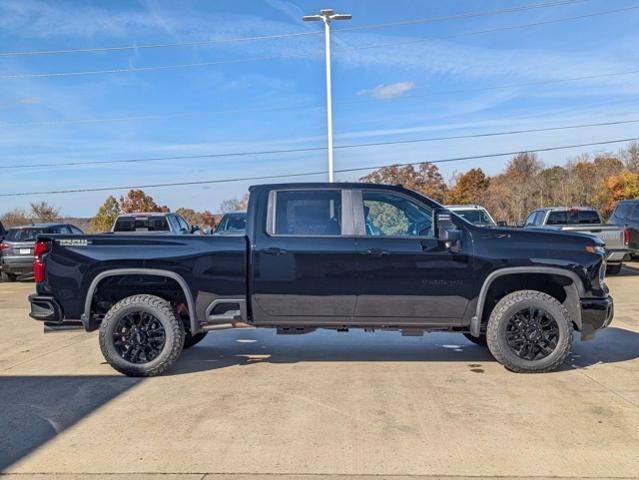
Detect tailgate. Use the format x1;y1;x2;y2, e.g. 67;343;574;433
562;226;625;249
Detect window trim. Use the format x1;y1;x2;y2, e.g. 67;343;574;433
266;188;353;238
353;188;436;239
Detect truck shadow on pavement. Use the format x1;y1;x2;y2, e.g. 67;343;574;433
168;326;639;376
0;375;141;471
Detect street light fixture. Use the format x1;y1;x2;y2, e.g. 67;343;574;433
303;9;352;182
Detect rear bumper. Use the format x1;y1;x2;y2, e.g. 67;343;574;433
1;256;34;275
28;294;63;322
580;296;614;341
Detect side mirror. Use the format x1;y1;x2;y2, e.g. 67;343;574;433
190;225;200;234
497;220;507;227
435;209;462;252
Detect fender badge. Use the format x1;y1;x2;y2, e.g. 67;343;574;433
58;239;92;247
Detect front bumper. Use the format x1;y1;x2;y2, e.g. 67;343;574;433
580;295;614;341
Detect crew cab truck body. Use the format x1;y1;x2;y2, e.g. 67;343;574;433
29;183;613;376
524;206;629;274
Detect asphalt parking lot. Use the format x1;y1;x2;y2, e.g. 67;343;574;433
1;267;639;480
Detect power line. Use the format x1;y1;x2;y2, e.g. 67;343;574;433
1;4;632;80
3;69;638;129
1;137;635;197
0;0;588;57
2;118;638;171
2;118;637;171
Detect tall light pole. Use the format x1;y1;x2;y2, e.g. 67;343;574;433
303;9;351;182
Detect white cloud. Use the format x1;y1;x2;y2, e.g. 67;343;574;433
359;81;415;100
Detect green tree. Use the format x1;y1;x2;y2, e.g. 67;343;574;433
89;196;121;233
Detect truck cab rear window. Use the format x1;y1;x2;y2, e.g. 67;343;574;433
113;216;170;232
547;210;601;225
274;190;341;236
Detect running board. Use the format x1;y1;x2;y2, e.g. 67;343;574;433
44;321;84;333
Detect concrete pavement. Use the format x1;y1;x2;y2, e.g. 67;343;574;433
1;267;639;479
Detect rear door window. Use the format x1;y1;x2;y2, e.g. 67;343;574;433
273;190;342;236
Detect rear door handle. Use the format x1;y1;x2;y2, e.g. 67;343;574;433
362;248;389;257
263;247;288;255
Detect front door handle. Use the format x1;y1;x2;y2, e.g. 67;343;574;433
362;248;389;257
263;247;288;255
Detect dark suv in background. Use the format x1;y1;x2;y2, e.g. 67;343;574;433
0;223;83;282
609;199;639;256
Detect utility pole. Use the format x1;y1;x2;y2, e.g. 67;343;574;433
303;9;352;182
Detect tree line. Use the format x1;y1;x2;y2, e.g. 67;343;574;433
2;142;638;230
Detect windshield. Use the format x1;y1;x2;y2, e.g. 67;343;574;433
454;209;495;226
113;216;170;232
5;228;47;242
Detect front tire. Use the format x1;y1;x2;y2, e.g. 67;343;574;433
486;290;573;373
99;294;185;377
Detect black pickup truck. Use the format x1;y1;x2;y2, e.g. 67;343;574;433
29;183;613;376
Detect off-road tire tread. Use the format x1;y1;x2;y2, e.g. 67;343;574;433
99;294;184;377
486;290;573;373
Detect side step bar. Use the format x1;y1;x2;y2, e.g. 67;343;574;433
44;321;84;333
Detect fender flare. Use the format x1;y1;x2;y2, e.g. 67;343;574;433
470;266;585;336
80;268;199;333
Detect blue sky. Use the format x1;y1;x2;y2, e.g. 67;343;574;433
1;0;638;216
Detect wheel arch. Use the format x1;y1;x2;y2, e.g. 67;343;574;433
472;267;584;336
81;268;199;334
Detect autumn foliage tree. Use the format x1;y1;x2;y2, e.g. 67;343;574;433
596;170;639;217
446;168;490;205
0;208;30;228
359;162;447;202
119;189;169;214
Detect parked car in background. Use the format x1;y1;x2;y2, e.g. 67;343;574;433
446;205;497;227
111;212;197;234
608;199;639;257
214;211;246;235
0;220;6;241
0;223;83;282
523;207;629;274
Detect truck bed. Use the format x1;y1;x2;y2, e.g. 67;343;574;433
36;234;248;326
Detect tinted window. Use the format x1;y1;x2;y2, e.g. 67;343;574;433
577;210;601;224
113;216;170;232
70;226;84;234
363;191;432;237
274;190;341;236
454;209;495;226
50;225;71;234
546;211;567;225
5;228;46;242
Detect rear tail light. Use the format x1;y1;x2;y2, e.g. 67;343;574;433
624;228;631;246
0;242;8;252
33;240;51;283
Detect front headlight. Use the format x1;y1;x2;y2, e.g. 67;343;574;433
586;245;606;256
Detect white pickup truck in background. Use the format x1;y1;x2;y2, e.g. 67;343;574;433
524;207;630;274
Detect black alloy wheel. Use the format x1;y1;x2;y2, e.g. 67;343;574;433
505;307;559;361
112;311;166;364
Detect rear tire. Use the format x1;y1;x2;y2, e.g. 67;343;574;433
1;272;17;282
183;331;208;349
486;290;573;373
99;294;185;377
463;333;488;347
606;263;622;275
